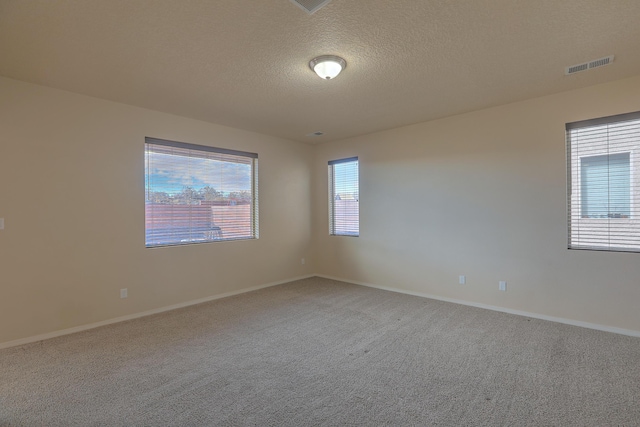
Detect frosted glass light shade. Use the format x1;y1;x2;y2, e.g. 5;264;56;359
309;55;346;79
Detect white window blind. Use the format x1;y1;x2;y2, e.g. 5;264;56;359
328;157;359;236
145;137;258;247
567;111;640;252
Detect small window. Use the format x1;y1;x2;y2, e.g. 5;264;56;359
145;137;258;247
580;153;630;219
567;111;640;252
328;157;359;236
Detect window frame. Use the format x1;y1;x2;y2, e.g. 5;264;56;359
579;152;631;219
566;111;640;252
145;137;259;248
328;156;359;237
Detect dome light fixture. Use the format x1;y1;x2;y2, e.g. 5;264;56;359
309;55;346;80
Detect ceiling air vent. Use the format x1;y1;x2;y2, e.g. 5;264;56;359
565;55;614;75
290;0;332;14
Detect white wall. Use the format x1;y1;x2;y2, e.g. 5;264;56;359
0;77;313;344
312;75;640;333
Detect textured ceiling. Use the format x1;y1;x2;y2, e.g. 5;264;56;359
1;0;640;143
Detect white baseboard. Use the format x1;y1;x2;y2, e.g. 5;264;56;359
5;273;638;350
0;275;315;350
315;274;640;338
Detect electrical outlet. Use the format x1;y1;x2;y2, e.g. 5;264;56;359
499;281;507;291
301;258;305;265
120;288;128;298
0;218;4;230
459;275;466;285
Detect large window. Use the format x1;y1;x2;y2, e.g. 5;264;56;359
567;111;640;252
329;157;359;236
145;137;258;247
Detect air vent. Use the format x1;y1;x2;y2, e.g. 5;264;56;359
290;0;332;14
565;55;614;75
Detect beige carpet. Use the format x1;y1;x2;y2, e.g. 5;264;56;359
1;277;639;426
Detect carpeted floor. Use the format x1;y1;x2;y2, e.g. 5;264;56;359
1;277;639;426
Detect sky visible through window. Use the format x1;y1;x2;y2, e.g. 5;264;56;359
334;161;359;197
145;152;251;198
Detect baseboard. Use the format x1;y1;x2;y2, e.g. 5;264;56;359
0;274;315;350
315;274;640;338
5;273;637;350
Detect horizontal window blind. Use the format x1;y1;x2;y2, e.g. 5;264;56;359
566;111;640;252
329;157;359;236
145;137;258;247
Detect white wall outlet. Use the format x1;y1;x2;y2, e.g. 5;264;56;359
499;281;507;291
120;288;128;298
301;258;305;265
459;275;466;285
0;218;4;230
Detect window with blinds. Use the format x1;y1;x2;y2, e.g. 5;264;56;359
328;157;359;236
145;137;258;247
566;111;640;252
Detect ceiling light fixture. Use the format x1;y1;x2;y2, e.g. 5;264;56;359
309;55;346;80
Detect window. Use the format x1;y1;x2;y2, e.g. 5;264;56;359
328;157;359;236
145;137;258;247
567;111;640;252
580;153;630;219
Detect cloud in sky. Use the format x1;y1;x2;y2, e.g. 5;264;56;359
146;152;252;194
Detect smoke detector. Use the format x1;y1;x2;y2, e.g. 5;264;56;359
565;55;614;75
